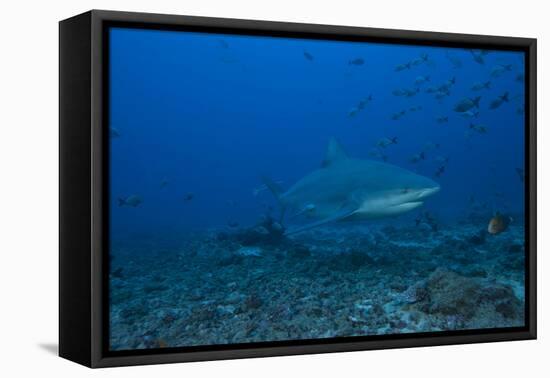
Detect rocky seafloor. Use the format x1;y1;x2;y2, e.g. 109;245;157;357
109;216;525;351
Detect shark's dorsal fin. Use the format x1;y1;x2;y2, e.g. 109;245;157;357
322;138;348;167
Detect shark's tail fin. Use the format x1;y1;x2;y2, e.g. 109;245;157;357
261;176;286;221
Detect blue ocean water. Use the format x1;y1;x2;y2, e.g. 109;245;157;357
108;27;526;351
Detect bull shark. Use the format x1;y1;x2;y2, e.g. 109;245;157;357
263;138;440;235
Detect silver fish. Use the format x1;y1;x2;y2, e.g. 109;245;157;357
414;75;430;85
491;64;513;78
445;52;462;68
471;81;491;91
489;92;509;110
377;137;398;148
395;62;412;71
454;96;481;113
118;195;142;207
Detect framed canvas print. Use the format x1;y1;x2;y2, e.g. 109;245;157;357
59;10;536;368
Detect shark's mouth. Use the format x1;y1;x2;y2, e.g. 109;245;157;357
389;201;424;212
403;201;423;206
386;187;439;213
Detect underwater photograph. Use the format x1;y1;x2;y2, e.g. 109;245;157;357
108;27;526;351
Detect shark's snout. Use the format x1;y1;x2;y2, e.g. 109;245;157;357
417;185;440;200
392;185;440;212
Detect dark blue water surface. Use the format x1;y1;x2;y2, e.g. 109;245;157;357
108;27;526;351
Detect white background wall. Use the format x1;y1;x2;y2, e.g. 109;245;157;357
0;0;546;376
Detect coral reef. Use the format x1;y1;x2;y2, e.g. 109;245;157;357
109;218;525;350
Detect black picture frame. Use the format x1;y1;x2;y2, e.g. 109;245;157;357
59;9;537;368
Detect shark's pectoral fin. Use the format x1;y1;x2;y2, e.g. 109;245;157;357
285;205;358;235
289;203;316;219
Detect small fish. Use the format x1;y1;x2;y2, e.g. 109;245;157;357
435;90;450;100
491;64;513;78
349;58;365;66
368;148;388;162
459;109;479;119
471;81;491;91
183;193;194;201
469;49;486;65
394;62;411;71
436;116;449;124
160;177;169;189
516;168;525;183
445;51;462;68
404;88;420;97
357;95;373;109
488;212;513;235
489;92;509;110
414;75;430;85
377;137;398;148
253;180;284;196
435;156;450;164
435;166;445;177
423;142;440;151
409;105;422;112
410;53;429;66
438;77;456;92
391;110;406;120
303;51;314;61
469;123;488;134
392;89;406;97
454;96;481;113
227;220;239;228
110;127;121;138
516;73;525;82
425;86;438;94
409;151;425;163
419;211;439;232
348;107;360;117
118;195;142;207
218;39;229;49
